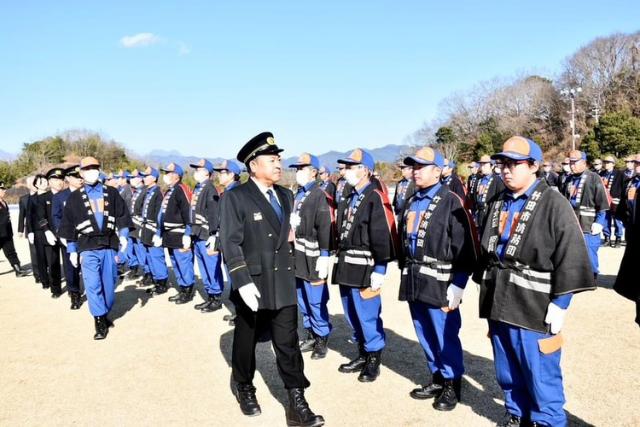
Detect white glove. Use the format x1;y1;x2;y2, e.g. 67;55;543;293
182;235;191;249
69;252;79;268
370;271;385;291
206;235;217;249
119;236;128;252
590;222;604;236
45;230;57;246
239;282;261;312
28;233;34;244
290;212;301;229
446;284;465;310
152;234;163;247
60;238;67;247
544;302;567;334
315;256;330;280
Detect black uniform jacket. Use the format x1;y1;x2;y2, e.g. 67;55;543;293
160;183;192;249
0;199;13;239
293;182;335;282
220;178;297;310
139;185;163;246
191;181;220;241
397;185;478;307
332;182;397;288
58;185;132;253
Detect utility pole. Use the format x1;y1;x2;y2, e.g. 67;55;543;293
592;102;600;124
561;87;582;151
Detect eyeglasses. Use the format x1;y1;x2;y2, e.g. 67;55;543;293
500;159;530;170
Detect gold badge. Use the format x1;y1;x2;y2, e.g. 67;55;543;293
266;136;275;145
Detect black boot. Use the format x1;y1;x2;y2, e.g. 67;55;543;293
200;294;223;312
51;287;63;298
310;336;328;360
105;316;114;328
338;344;367;373
299;328;316;352
613;238;622;248
286;388;325;427
358;350;382;382
496;412;523;427
225;314;237;325
93;316;108;340
174;286;194;304
146;279;168;295
602;236;610;246
137;273;152;286
410;371;444;399
128;267;142;280
235;383;261;416
167;286;183;301
432;379;461;411
12;264;29;277
69;292;81;310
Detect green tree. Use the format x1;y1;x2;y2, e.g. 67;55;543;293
582;110;640;160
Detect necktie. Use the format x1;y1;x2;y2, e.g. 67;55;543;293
267;189;283;224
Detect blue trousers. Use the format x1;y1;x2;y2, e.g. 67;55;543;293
194;239;223;295
603;211;624;239
61;248;81;293
584;233;600;274
134;240;149;274
126;237;138;269
489;321;566;427
408;301;464;380
168;247;194;287
80;249;118;317
146;245;168;281
339;285;385;352
296;278;331;337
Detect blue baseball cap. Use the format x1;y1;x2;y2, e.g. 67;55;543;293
140;167;160;180
404;147;445;168
568;150;587;162
338;148;375;170
189;158;214;173
160;162;184;177
492;136;543;162
213;160;241;176
289;153;320;169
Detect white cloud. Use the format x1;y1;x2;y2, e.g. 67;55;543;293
120;32;161;48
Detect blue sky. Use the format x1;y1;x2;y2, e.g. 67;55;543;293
1;1;638;159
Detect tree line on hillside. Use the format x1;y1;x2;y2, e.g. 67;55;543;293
408;31;640;165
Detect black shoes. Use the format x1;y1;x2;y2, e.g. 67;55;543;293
93;316;109;340
310;336;328;360
195;294;223;312
127;268;142;280
497;412;523;426
146;279;168;295
410;372;444;399
299;328;316;352
358;351;381;382
612;238;622;248
338;345;367;373
286;388;325;427
51;288;63;299
69;292;82;310
235;383;261;416
12;264;29;277
137;273;152;287
432;379;461;411
223;314;236;325
602;237;610;246
174;286;194;304
167;287;183;301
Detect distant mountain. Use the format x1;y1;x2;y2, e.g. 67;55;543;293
0;149;17;161
135;144;412;171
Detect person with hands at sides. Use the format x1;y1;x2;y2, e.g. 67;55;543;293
562;150;609;281
397;147;478;412
157;163;195;304
189;159;225;313
289;153;335;360
220;132;324;427
58;157;132;340
474;137;596;427
332;148;397;383
0;180;30;277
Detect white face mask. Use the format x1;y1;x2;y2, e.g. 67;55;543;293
562;165;571;173
295;169;311;187
162;175;173;186
194;170;209;184
345;168;362;187
83;170;100;185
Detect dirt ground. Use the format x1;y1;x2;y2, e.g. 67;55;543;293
1;210;639;426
